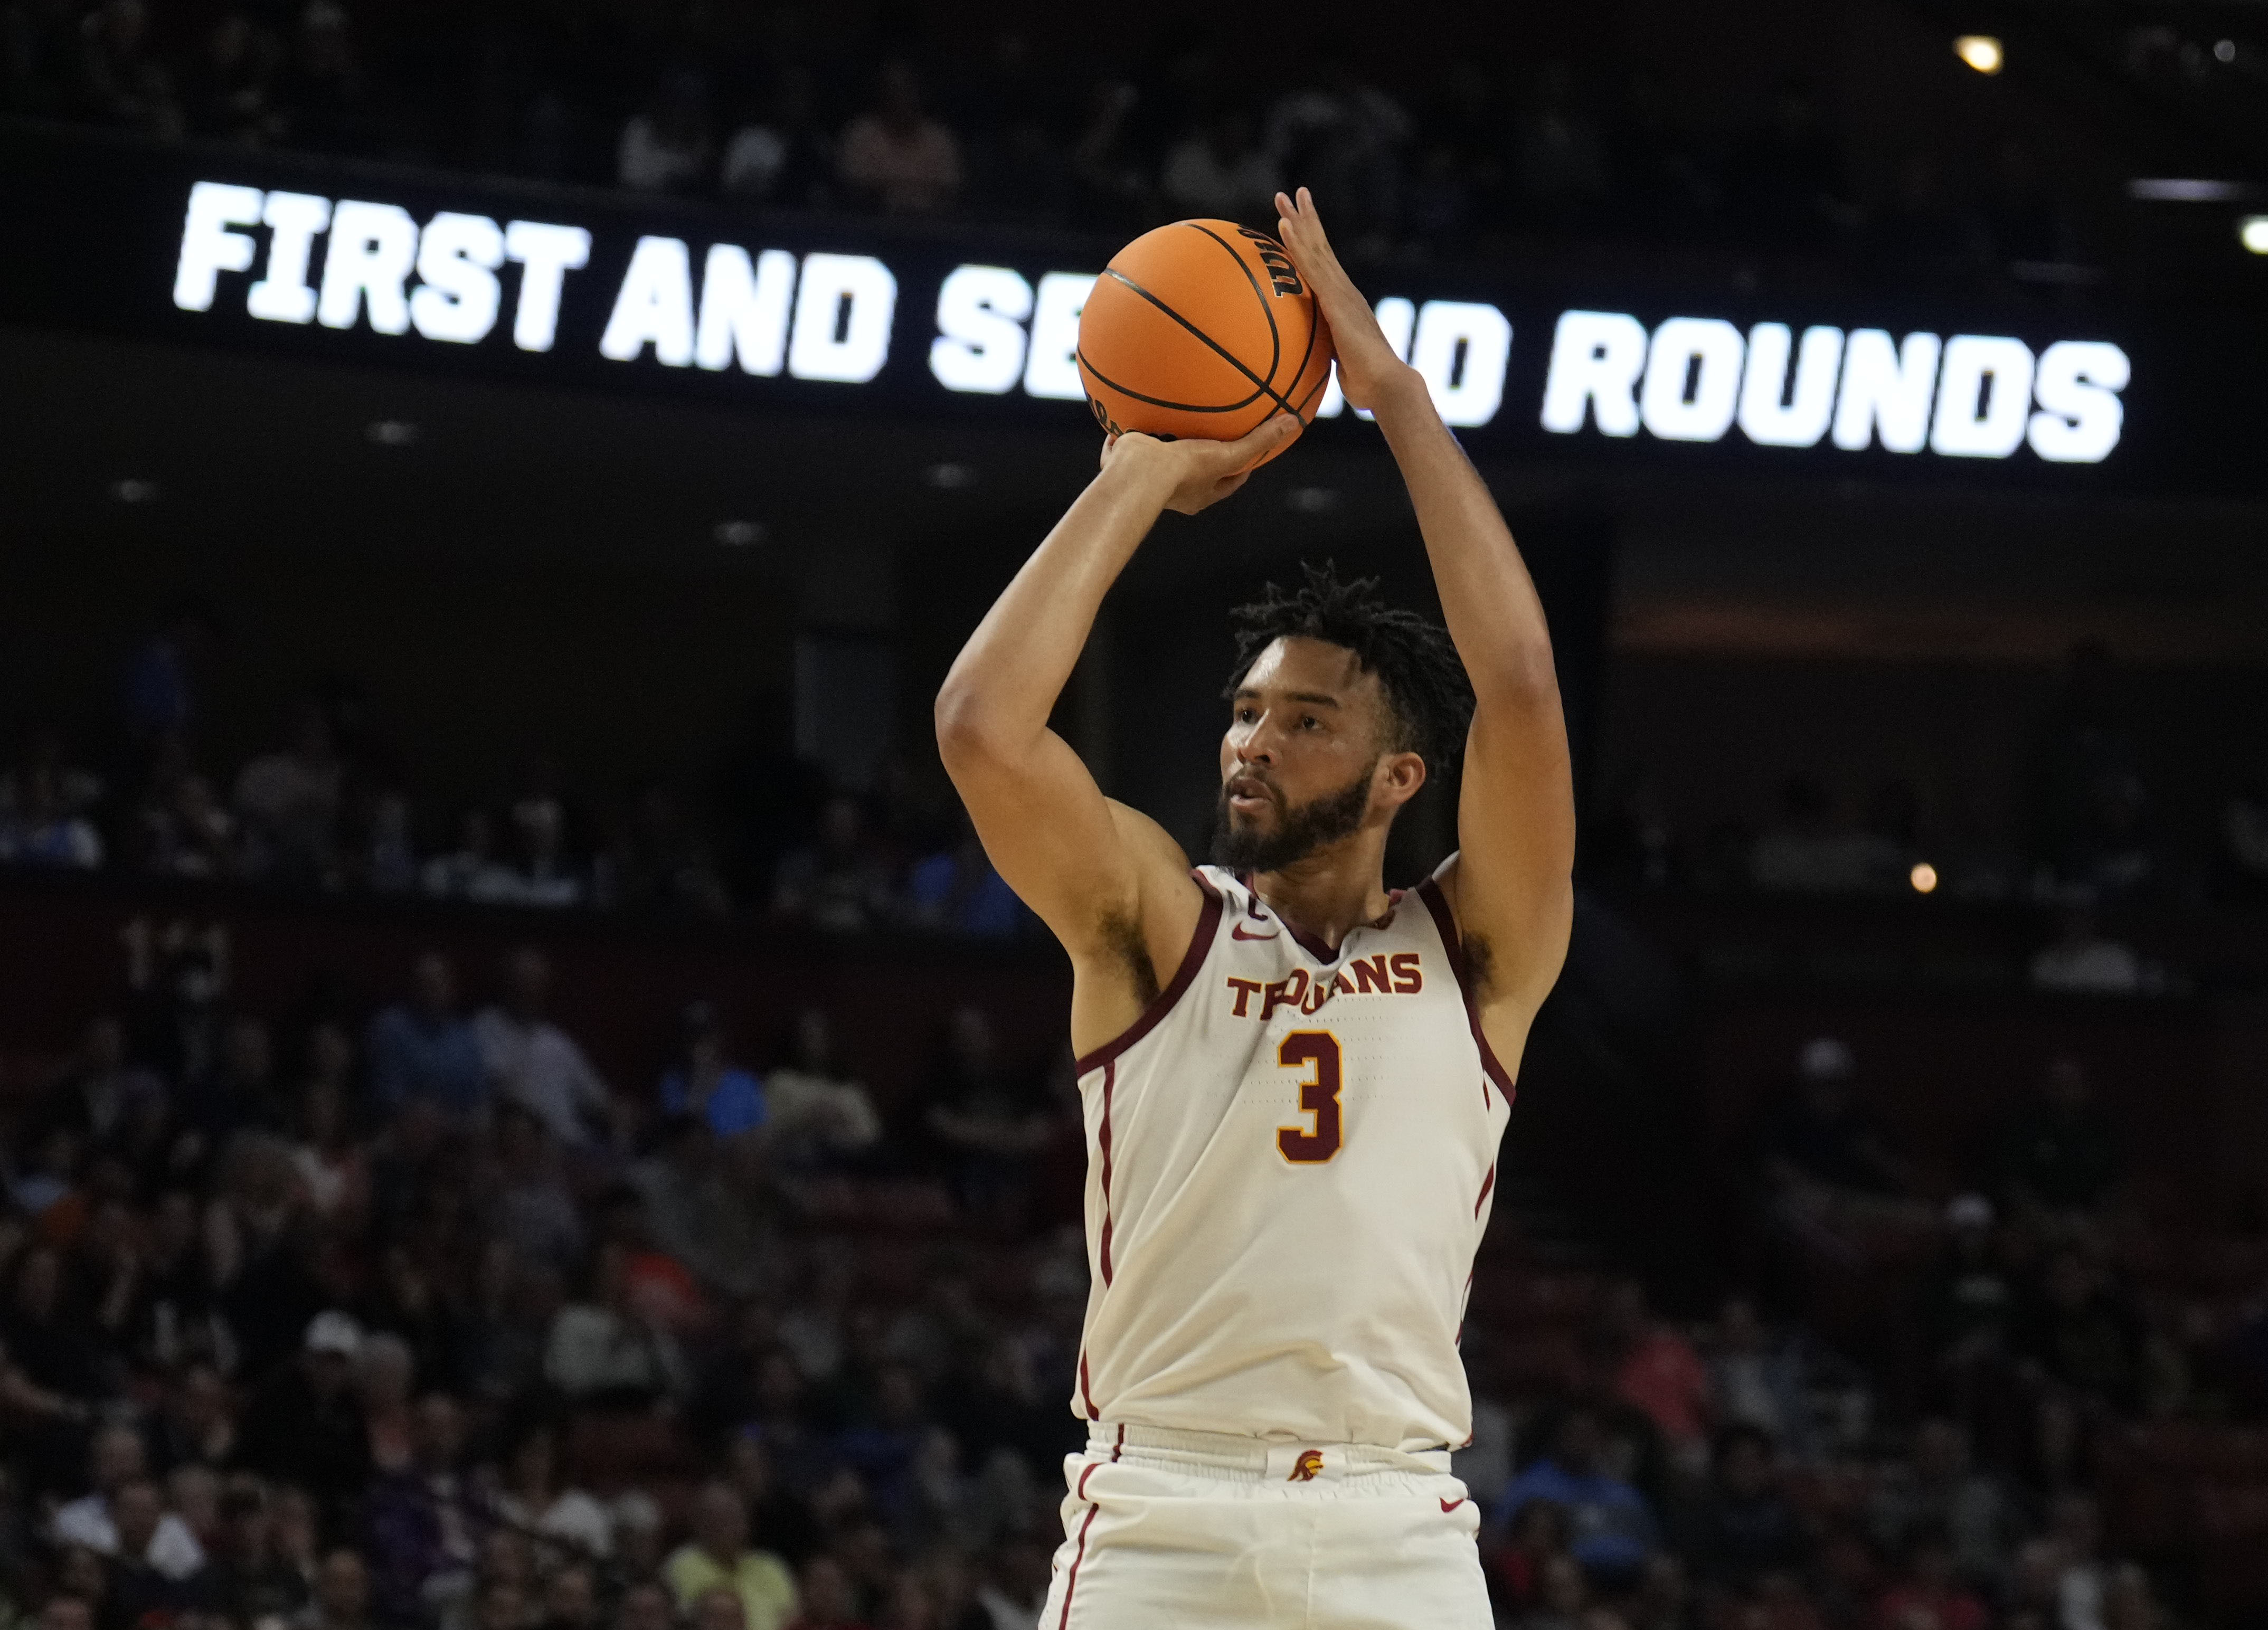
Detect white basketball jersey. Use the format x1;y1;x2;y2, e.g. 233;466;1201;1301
1069;861;1515;1454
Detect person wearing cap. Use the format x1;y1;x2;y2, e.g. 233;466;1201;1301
656;1006;767;1142
237;1311;372;1508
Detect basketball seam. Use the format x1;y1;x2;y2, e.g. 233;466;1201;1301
1184;222;1283;392
1091;267;1301;418
1075;348;1270;414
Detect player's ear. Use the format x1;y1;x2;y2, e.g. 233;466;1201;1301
1376;751;1428;810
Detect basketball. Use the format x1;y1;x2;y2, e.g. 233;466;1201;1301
1077;219;1336;466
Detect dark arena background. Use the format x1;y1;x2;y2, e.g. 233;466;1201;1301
5;0;2268;1626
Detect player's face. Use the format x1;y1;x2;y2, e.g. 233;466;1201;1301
1215;637;1394;869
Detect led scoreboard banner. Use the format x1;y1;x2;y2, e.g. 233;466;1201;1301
4;121;2264;494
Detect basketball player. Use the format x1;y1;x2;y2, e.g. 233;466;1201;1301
934;188;1575;1627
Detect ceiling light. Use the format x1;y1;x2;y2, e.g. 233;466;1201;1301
110;478;159;504
2241;216;2268;254
924;462;976;490
1910;861;1940;894
2215;39;2236;63
714;520;766;546
1285;486;1341;514
1954;34;2004;74
365;419;420;446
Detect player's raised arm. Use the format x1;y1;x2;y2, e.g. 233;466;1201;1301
935;416;1296;1047
1274;187;1576;1036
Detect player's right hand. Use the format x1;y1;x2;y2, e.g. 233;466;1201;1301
1101;415;1297;516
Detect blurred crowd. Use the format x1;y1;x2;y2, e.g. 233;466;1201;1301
1;0;2090;283
0;601;1031;939
0;925;2223;1630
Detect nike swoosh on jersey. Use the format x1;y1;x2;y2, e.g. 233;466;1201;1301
1440;1497;1467;1513
1230;923;1280;941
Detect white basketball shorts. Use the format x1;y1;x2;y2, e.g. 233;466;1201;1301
1038;1424;1491;1629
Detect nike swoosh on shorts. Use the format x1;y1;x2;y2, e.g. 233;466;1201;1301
1440;1498;1467;1513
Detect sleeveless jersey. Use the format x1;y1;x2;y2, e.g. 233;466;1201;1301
1069;861;1515;1454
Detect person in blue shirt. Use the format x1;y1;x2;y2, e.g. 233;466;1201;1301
901;812;1032;938
657;1002;766;1139
366;952;487;1118
1497;1406;1661;1585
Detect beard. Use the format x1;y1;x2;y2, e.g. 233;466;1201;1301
1209;764;1377;874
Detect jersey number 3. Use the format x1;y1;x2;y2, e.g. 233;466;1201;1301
1276;1031;1344;1163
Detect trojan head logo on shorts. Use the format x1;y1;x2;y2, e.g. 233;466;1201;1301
1287;1450;1324;1482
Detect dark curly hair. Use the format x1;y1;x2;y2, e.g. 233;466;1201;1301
1225;562;1475;771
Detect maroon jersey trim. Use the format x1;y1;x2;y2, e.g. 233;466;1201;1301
1415;876;1518;1107
1072;869;1224;1077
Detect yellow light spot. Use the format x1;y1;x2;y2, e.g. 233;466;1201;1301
1910;861;1940;894
1954;35;2004;74
2241;216;2268;255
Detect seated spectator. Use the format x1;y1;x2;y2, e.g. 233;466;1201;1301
1993;1057;2120;1216
475;947;617;1148
720;67;834;205
491;1424;611;1563
368;953;487;1121
1868;1419;2019;1589
1600;1280;1710;1473
5;1244;114;1402
238;1311;371;1507
1498;1408;1659;1585
594;782;732;919
362;789;417;893
544;1243;690;1405
662;1483;798;1630
121;599;217;747
1490;1497;1572;1619
785;1555;868;1630
1159;105;1281;221
0;729;105;869
1920;1196;2015;1387
771;797;895;934
618;70;713;193
488;1104;584;1271
153;1359;239;1472
37;1015;163;1154
274;0;369;155
1705;1298;1811;1460
181;10;281;141
365;1392;480;1626
1749;776;1893;895
137;760;238;879
52;1427;205;1576
1763;1038;1914;1201
233;698;343;886
204;1479;314;1625
498;792;583;908
1874;1524;1989;1630
2013;1250;2140;1411
837;61;961;215
659;1003;767;1140
763;1010;882;1170
1507;1550;1590;1630
922;1008;1050;1214
1681;1425;1807;1587
421;808;516;902
289;1025;368;1223
2028;904;2151;996
101;1476;210;1624
304;1546;373;1630
78;0;179;135
901;814;1027;938
629;1115;774;1300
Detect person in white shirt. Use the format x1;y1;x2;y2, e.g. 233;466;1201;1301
474;947;617;1147
51;1424;205;1579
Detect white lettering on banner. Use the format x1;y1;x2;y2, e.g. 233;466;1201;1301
409;212;504;344
1409;301;1512;427
1832;328;1942;452
2028;341;2129;463
173;182;262;311
1023;271;1096;400
246;191;329;324
599;235;696;365
502;220;590;352
930;265;1033;394
1738;324;1842;448
787;253;896;382
1540;310;1648;435
1316;297;1415;419
696;245;796;375
1640;316;1744;442
317;200;418;334
1931;335;2035;457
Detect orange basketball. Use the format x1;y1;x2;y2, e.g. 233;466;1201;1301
1077;220;1335;467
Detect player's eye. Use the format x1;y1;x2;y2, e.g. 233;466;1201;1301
1300;716;1321;731
1235;708;1257;724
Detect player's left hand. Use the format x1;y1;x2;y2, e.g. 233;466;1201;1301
1273;187;1422;415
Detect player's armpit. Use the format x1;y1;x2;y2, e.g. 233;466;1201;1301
937;715;1201;1052
1438;683;1576;1035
